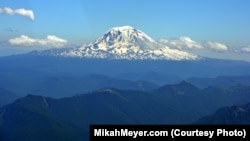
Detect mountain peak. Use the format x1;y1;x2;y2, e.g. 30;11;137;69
107;26;155;43
111;26;134;31
33;26;199;60
156;81;200;95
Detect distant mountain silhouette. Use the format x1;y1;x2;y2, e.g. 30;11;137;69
1;54;250;86
0;73;158;98
188;75;250;88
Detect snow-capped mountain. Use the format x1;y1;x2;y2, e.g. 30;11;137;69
35;26;198;60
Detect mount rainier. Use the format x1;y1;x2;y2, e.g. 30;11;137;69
34;26;198;60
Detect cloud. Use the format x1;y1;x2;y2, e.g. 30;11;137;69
159;36;202;50
8;35;68;48
242;46;250;53
205;41;228;52
0;7;34;20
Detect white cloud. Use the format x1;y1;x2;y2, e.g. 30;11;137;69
8;35;68;48
159;36;202;50
0;7;34;20
205;41;228;52
242;46;250;53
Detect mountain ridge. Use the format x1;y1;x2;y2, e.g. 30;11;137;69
194;102;250;124
1;82;250;141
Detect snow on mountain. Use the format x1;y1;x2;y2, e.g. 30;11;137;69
34;26;199;60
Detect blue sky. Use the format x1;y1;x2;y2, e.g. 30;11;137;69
0;0;250;61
